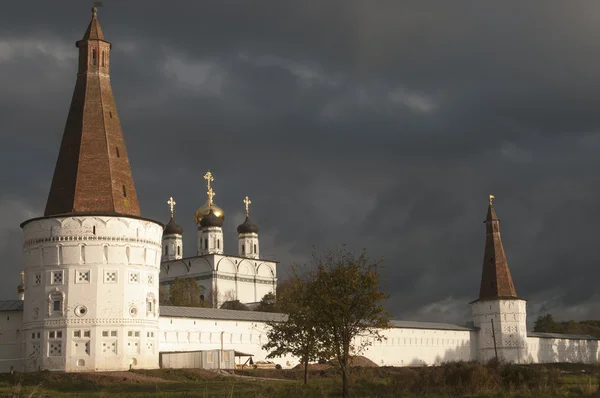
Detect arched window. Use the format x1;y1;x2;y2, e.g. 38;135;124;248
164;245;169;255
241;244;245;254
101;51;105;66
48;289;65;316
217;239;220;249
204;238;208;249
177;246;181;256
146;293;156;316
254;244;257;253
92;49;97;65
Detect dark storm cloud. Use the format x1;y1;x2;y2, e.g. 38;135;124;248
2;1;600;324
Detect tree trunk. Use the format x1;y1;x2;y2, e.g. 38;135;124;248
303;359;309;385
342;366;349;398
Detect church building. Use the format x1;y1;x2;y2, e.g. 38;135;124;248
0;8;597;373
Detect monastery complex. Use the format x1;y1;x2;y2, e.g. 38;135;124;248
0;8;598;372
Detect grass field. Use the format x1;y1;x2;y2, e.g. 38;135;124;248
1;362;599;397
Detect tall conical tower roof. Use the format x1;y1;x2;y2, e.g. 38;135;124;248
44;7;140;217
477;196;519;301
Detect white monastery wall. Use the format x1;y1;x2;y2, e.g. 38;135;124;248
158;315;476;368
526;337;600;364
161;255;277;306
472;299;528;363
0;310;24;372
21;216;163;372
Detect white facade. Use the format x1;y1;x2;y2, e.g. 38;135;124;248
20;215;163;372
197;227;224;256
160;254;277;307
471;298;528;363
162;233;183;262
238;233;259;259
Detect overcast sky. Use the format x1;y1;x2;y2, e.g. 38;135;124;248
1;1;600;326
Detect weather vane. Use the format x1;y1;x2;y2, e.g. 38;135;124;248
243;196;251;217
92;2;103;16
167;197;176;218
489;194;495;206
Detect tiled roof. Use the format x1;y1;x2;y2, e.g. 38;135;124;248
390;320;475;331
44;6;140;218
528;332;599;341
477;202;519;300
0;300;24;311
160;306;286;322
160;306;474;331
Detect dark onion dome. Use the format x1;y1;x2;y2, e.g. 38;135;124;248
163;217;183;236
200;209;224;228
237;217;259;234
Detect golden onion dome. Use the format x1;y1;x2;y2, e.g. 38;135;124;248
194;198;225;224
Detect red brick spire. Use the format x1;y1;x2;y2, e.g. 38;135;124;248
477;196;518;300
44;7;140;217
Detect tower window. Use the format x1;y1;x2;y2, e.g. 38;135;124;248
217;239;220;249
177;246;181;256
115;146;119;157
92;49;97;65
102;51;105;66
204;238;208;249
123;185;127;197
254;244;257;253
110;111;113;119
92;226;96;235
241;244;245;254
164;246;168;255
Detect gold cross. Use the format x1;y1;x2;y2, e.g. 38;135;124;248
207;187;216;208
203;171;214;191
167;197;176;218
489;194;495;206
243;196;251;217
20;271;24;285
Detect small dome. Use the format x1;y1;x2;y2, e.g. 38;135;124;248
194;198;225;224
163;217;183;236
200;209;224;228
237;217;259;234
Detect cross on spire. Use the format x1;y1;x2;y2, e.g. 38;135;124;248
489;194;495;206
203;171;214;191
243;196;251;217
207;187;215;208
167;196;176;218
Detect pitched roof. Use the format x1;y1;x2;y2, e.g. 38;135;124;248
476;201;519;301
528;332;599;341
0;300;24;311
82;7;104;41
44;8;140;217
160;306;475;331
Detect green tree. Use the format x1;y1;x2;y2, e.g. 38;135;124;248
168;277;206;307
311;247;390;398
262;266;329;384
257;292;278;312
533;314;557;333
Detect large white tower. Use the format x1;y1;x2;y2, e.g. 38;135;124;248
471;196;527;363
237;196;260;259
20;7;162;372
162;197;183;261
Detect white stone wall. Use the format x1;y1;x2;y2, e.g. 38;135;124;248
238;233;259;259
472;299;528;363
197;227;224;256
0;311;24;372
21;216;163;371
158;316;475;368
162;234;182;262
526;337;600;363
161;255;277;307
